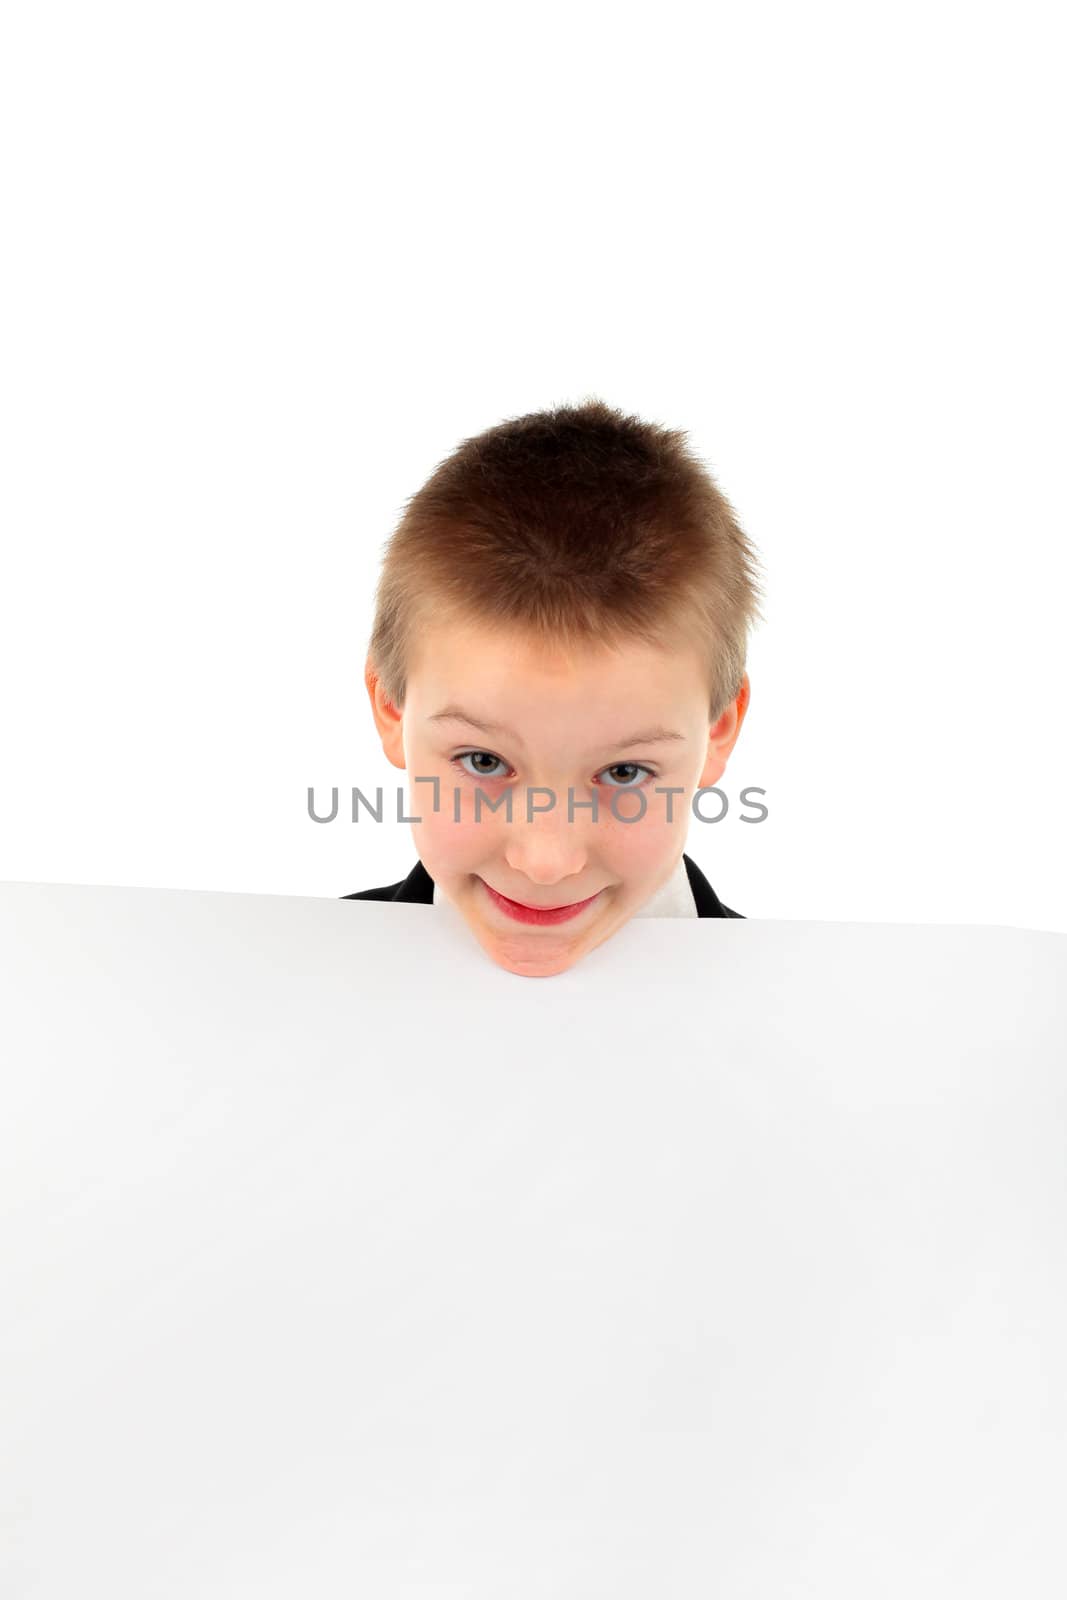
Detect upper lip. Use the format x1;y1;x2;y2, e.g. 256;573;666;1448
484;880;598;911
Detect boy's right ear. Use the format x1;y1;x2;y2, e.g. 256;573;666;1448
364;657;407;770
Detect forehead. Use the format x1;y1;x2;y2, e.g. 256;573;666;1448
410;616;702;684
407;619;707;741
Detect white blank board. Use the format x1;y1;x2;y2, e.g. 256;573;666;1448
1;880;1065;1597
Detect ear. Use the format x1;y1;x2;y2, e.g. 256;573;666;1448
364;656;407;771
697;672;751;790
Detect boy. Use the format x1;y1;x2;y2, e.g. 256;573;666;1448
343;397;763;979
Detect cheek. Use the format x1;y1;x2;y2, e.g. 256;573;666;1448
414;797;494;875
597;794;688;871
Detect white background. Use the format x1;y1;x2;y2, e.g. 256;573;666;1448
1;1;1063;930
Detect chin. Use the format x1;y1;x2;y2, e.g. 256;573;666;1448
480;937;586;979
477;907;625;979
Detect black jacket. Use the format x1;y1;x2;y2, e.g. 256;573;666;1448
341;853;744;918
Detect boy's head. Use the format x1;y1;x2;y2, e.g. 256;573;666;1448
365;397;763;978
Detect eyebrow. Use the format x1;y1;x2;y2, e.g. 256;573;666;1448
427;706;688;748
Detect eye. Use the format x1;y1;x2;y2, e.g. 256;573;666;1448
452;751;511;780
450;753;657;787
596;762;656;789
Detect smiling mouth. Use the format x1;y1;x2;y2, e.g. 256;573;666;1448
478;877;604;925
495;889;587;911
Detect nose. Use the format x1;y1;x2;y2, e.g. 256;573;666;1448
502;795;591;887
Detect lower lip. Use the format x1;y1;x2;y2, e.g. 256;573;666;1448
479;878;603;926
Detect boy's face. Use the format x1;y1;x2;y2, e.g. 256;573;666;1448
367;619;749;978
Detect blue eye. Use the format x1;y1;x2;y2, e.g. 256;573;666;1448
450;753;656;788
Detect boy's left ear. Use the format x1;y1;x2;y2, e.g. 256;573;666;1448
698;673;750;790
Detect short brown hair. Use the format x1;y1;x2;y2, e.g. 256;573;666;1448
367;396;765;723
